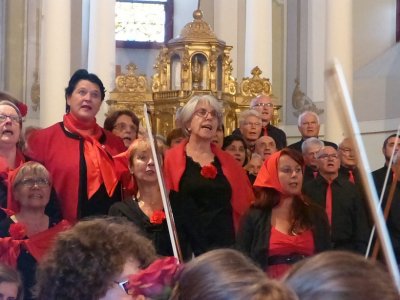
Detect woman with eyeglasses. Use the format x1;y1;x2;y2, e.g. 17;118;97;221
26;70;126;223
35;217;156;300
164;94;254;260
104;109;140;148
0;161;69;300
236;148;331;279
0;96;27;219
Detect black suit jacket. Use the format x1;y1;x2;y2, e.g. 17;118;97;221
372;165;400;261
303;174;369;254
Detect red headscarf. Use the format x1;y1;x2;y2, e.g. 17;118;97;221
253;151;285;194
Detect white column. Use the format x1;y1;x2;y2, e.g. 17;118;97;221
244;0;272;79
40;0;71;127
325;0;352;143
87;0;116;127
214;0;238;78
306;0;326;103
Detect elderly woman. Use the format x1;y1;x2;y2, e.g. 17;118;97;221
236;148;331;279
104;109;140;148
0;97;26;213
109;139;173;256
0;263;23;300
164;95;253;260
26;69;126;222
35;217;157;300
0;161;68;300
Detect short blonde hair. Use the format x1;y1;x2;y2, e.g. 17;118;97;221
12;161;51;189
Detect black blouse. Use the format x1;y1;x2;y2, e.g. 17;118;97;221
170;155;234;260
108;198;173;257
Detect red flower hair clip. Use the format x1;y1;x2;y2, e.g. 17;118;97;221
9;223;27;240
150;210;166;224
200;164;217;179
127;256;180;299
16;102;28;117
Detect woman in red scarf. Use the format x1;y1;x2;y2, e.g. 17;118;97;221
236;148;331;279
164;95;254;260
26;70;125;222
0;161;70;300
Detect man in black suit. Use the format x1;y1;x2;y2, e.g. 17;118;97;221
303;146;369;253
372;133;400;262
249;95;287;150
288;111;337;153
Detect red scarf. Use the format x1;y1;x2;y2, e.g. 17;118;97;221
0;220;71;267
63;113;118;199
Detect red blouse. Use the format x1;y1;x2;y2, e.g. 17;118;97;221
267;227;315;279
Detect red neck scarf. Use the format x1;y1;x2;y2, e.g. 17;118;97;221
63;113;118;199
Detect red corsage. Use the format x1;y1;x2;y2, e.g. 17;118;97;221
200;164;217;179
150;210;166;224
9;223;27;240
16;102;28;117
127;256;180;299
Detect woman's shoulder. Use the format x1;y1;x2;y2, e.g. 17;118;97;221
0;216;13;237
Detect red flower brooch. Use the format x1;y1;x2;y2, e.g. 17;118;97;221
9;223;27;240
127;256;180;299
150;210;166;224
200;164;217;179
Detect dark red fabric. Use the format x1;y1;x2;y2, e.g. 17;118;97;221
24;220;71;261
348;170;355;184
164;140;254;232
0;220;70;267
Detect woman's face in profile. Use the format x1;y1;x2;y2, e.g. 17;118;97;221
67;80;102;122
100;258;141;300
131;147;157;183
278;154;303;196
0;281;18;300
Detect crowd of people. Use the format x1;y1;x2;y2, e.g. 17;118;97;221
0;69;399;299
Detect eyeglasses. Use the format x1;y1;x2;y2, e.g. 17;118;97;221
17;178;50;188
252;103;274;108
243;121;262;127
339;147;353;154
0;114;21;124
113;123;137;132
279;167;303;174
194;108;220;119
114;279;131;295
318;154;339;160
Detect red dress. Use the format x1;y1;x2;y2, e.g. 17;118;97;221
267;227;315;279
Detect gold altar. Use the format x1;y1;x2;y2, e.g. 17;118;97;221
107;9;280;137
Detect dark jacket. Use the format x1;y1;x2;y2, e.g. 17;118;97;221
236;204;331;270
303;174;370;253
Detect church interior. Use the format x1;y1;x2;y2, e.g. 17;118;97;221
0;0;399;170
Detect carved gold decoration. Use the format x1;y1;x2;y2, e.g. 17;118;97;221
240;66;272;97
107;9;283;137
